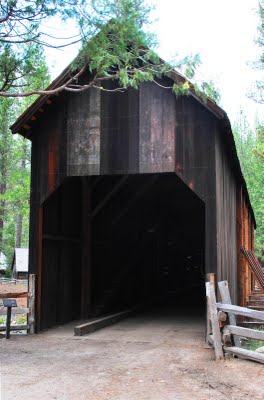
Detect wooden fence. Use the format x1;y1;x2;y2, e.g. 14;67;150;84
206;274;264;364
0;274;35;334
0;277;28;285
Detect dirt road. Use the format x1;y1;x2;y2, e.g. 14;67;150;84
1;309;264;400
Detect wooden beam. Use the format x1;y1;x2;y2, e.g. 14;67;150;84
91;175;128;219
75;309;135;336
28;274;35;334
81;177;92;318
205;281;224;359
42;234;80;243
224;346;264;364
206;273;215;345
216;303;264;321
218;280;240;347
37;206;43;332
0;292;28;299
0;308;29;315
208;334;214;346
112;175;159;226
0;324;30;332
224;325;264;341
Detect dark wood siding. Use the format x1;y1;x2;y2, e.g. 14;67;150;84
41;178;82;330
67;88;101;176
29;95;68;203
139;82;175;173
23;77;256;330
173;95;217;274
215;131;237;302
100;83;139;174
237;187;255;306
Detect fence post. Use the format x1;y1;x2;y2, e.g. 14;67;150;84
5;307;12;339
206;280;224;360
206;273;215;344
218;280;240;347
28;274;35;334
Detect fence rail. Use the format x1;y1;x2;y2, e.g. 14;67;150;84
206;274;264;364
0;277;28;285
241;247;264;291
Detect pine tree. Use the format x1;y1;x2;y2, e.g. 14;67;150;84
233;112;264;260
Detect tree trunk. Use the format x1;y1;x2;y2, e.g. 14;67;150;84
15;141;27;248
15;214;23;248
0;183;6;254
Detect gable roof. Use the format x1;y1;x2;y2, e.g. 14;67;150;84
12;248;29;273
10;56;256;228
10;60;227;137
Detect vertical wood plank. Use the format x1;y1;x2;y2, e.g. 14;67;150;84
37;206;43;332
81;177;92;318
28;274;35;334
215;132;237;302
67;88;101;176
205;281;224;359
218;280;240;347
139;82;175;173
206;273;215;344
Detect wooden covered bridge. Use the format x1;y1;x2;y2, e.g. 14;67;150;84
11;64;256;332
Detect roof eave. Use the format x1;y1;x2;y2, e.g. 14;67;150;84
10;63;74;136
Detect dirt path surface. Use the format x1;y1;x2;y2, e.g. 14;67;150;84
1;309;264;400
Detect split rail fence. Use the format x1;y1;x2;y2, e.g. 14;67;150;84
206;273;264;364
0;274;35;334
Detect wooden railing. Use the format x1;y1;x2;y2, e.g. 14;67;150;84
241;247;264;291
206;275;264;364
0;274;35;335
0;277;28;285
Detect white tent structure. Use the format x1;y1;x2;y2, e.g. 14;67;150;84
0;252;7;275
12;248;29;279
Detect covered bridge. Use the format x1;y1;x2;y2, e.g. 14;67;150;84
11;64;256;332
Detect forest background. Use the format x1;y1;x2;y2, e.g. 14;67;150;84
0;0;263;274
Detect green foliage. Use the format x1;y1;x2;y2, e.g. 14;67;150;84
0;103;31;265
172;81;190;97
0;41;50;267
72;0;161;90
176;54;202;79
16;315;27;325
201;80;221;103
233;111;264;260
4;268;12;278
0;0;216;102
0;42;50;93
191;80;221;104
0;0;76;94
73;2;208;96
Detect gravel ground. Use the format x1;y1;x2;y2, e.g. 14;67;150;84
1;308;264;400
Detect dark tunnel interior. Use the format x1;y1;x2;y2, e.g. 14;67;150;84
41;173;205;329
